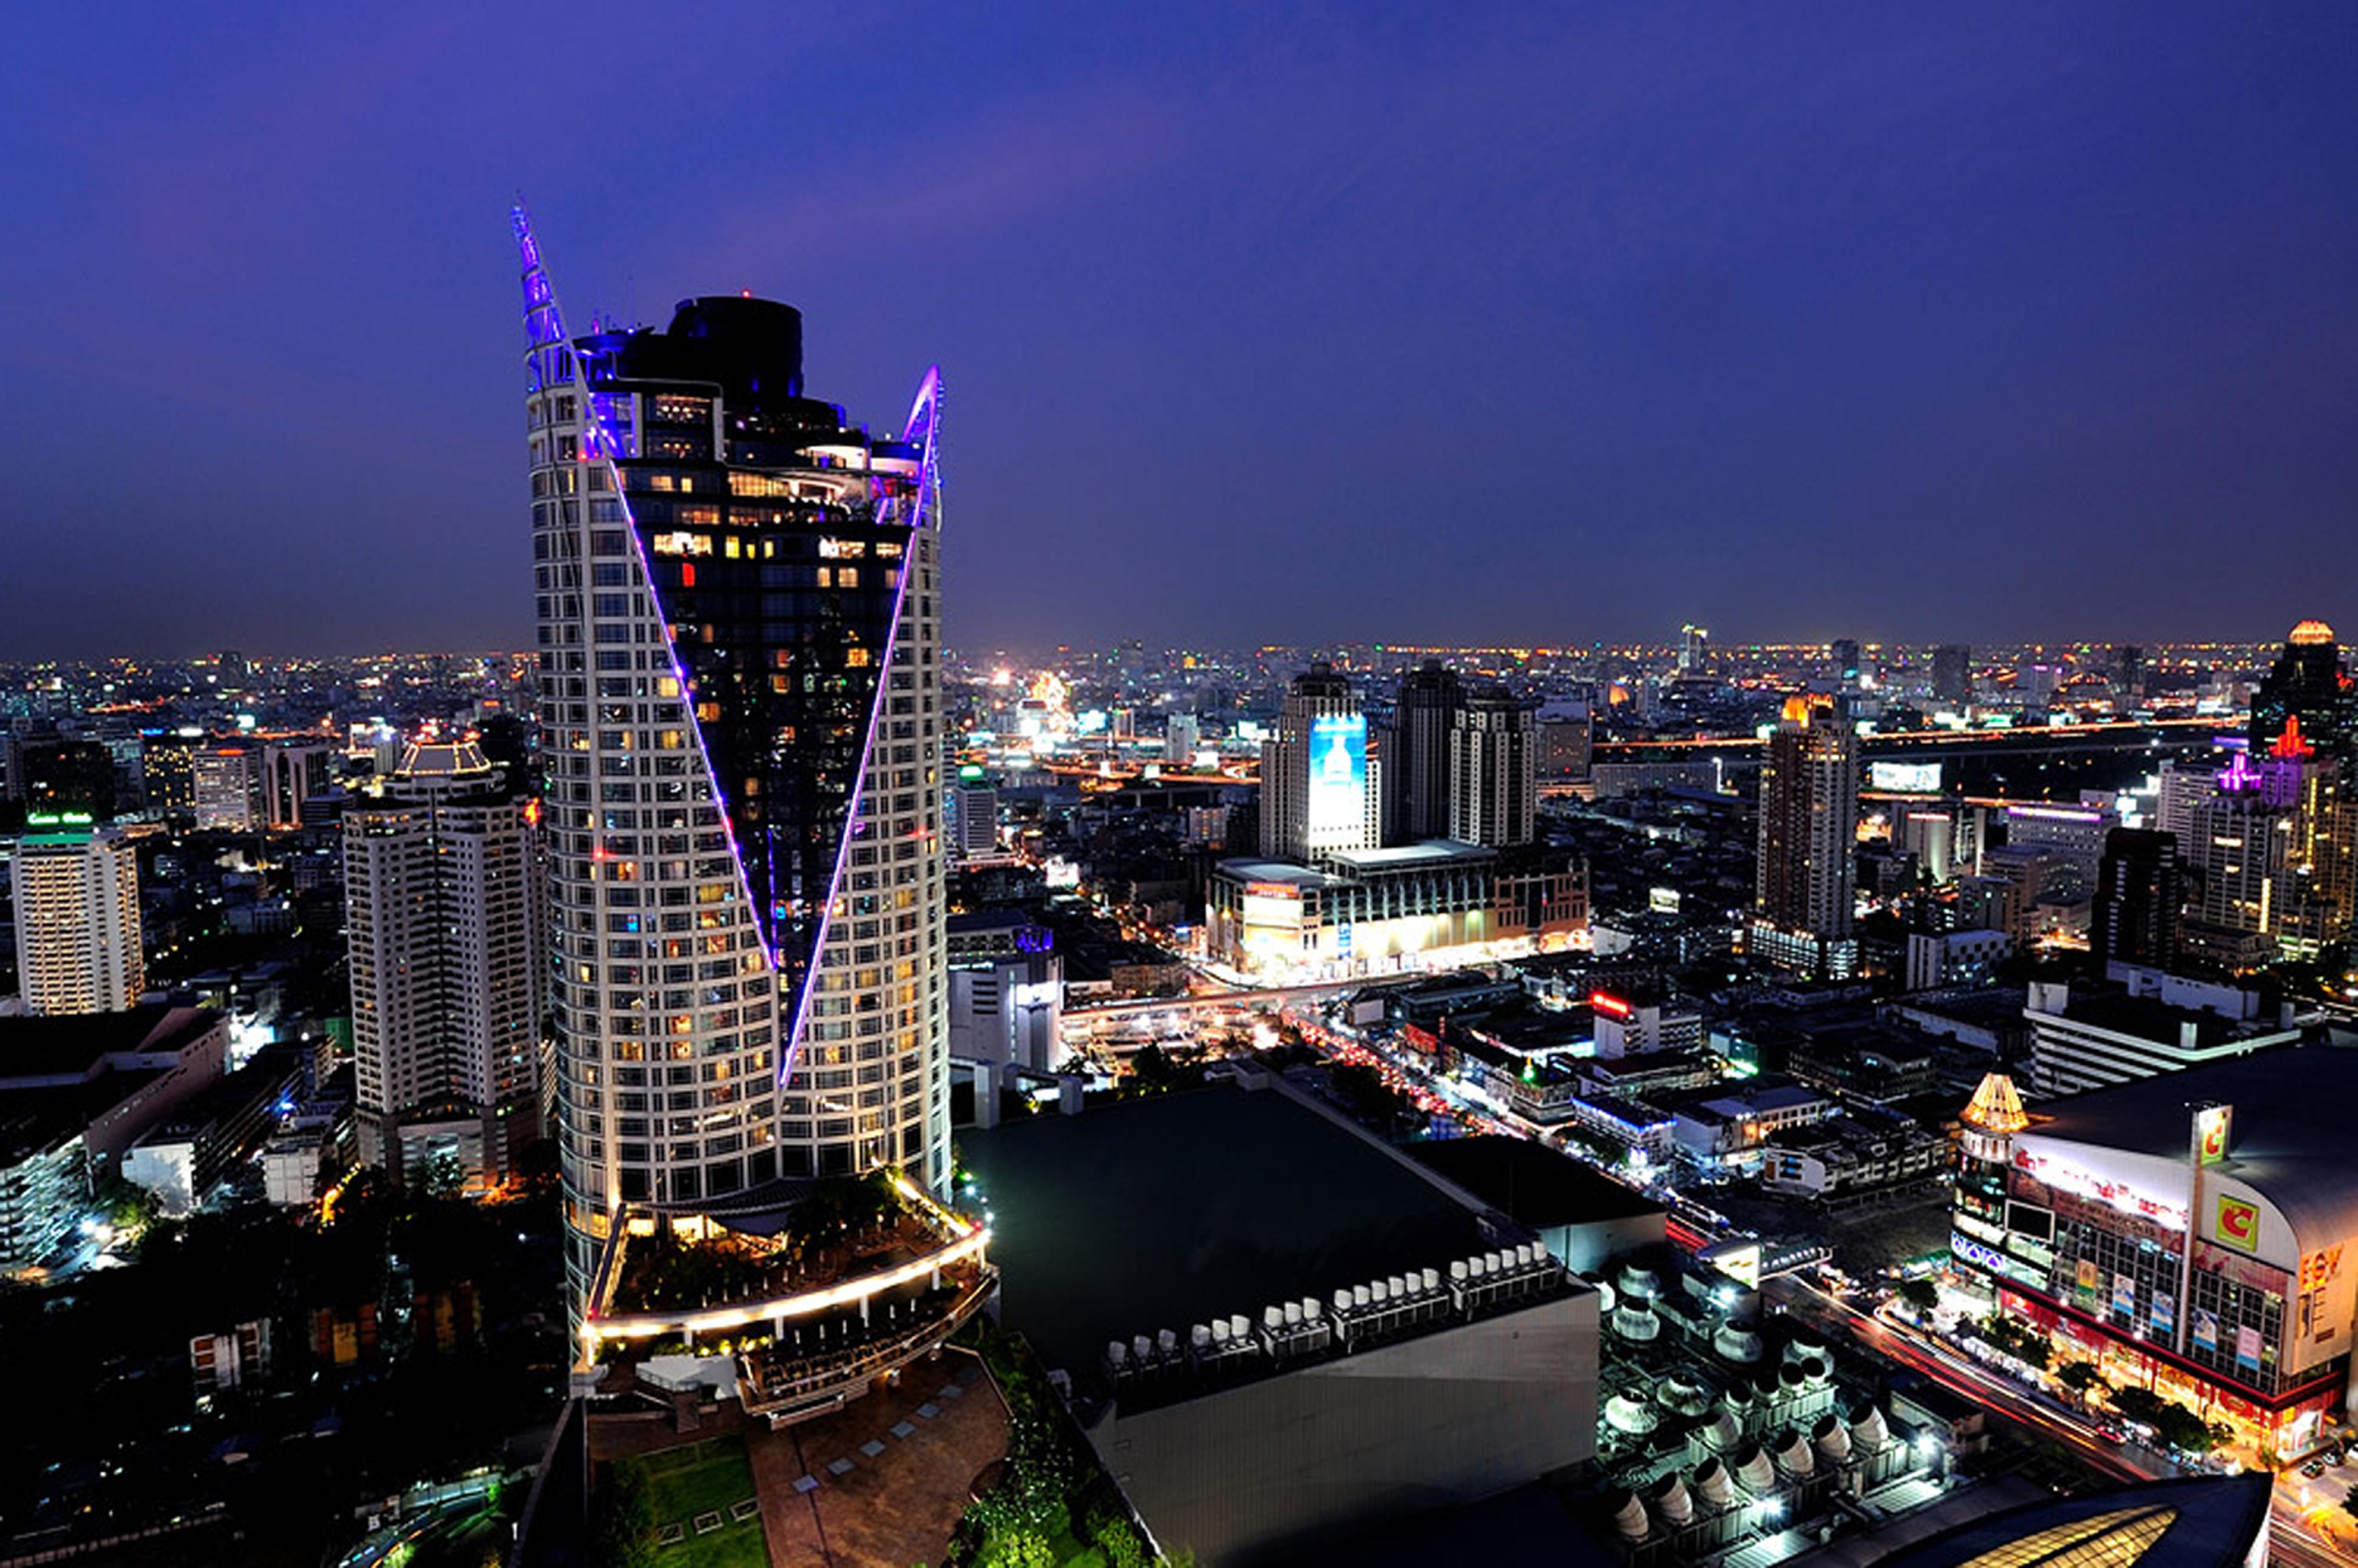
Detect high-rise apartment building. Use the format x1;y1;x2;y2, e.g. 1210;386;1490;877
951;785;1000;860
344;741;545;1187
1259;663;1379;865
1391;660;1462;842
517;213;948;1306
1750;696;1860;978
12;825;144;1014
1447;686;1536;848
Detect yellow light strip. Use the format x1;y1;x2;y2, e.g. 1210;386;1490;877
585;1223;990;1344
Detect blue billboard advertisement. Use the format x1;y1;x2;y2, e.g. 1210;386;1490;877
1307;714;1368;836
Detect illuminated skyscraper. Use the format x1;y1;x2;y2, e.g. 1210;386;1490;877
344;741;545;1188
516;212;948;1308
1260;663;1378;865
12;824;143;1015
1750;696;1860;978
2249;619;2355;762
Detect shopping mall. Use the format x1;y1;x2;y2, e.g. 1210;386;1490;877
1951;1051;2358;1459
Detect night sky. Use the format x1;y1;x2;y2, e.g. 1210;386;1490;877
4;3;2356;659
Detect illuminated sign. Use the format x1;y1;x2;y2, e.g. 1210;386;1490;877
1951;1234;2007;1274
1869;761;1943;795
1305;715;1367;837
1589;991;1632;1018
2195;1105;2231;1165
2191;1307;2220;1353
1241;895;1304;929
23;812;94;828
2213;1195;2260;1253
2011;1145;2187;1232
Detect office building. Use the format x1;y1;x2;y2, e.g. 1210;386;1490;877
2111;642;2145;703
2249;619;2354;762
1904;929;2012;992
1953;1050;2358;1459
1830;637;1861;684
1259;663;1380;865
343;740;544;1188
950;783;1000;860
517;213;948;1310
12;824;143;1015
140;730;198;815
192;745;265;832
1750;696;1860;978
1931;644;1971;705
262;740;335;830
2154;757;2219;847
1391;660;1462;842
2003;802;2111;905
1448;686;1536;848
2092;827;2180;970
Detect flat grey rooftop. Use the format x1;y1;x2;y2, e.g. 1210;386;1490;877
962;1083;1491;1376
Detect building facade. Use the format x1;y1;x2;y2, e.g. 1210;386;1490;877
12;825;143;1015
517;213;948;1310
343;741;545;1187
1260;664;1380;865
1448;686;1536;848
1391;660;1462;842
1750;697;1860;978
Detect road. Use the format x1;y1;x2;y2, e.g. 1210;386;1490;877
1767;1274;2358;1568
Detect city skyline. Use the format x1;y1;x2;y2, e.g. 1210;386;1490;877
5;3;2358;658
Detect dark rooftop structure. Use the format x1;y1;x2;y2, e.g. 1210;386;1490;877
0;1004;227;1086
1410;1135;1665;1229
960;1081;1497;1378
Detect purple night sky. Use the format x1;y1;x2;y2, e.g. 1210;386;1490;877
3;2;2355;657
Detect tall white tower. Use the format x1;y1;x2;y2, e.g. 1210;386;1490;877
516;212;948;1311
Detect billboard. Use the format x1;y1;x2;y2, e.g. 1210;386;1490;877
1306;715;1367;836
2195;1105;2232;1165
2214;1194;2261;1253
1869;760;1943;795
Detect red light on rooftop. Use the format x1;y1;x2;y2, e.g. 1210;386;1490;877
1590;991;1631;1017
2273;713;2314;760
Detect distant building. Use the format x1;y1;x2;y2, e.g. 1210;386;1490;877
139;731;198;814
2024;971;2300;1099
2249;618;2354;761
1261;663;1380;865
950;784;1000;860
1448;687;1537;848
1208;843;1585;980
1931;644;1971;705
12;824;143;1015
343;741;543;1188
2002;803;2111;905
1904;929;2011;993
18;739;117;823
1391;660;1463;842
192;745;264;831
1536;713;1592;783
1750;697;1860;979
2092;827;2180;971
1163;712;1200;765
